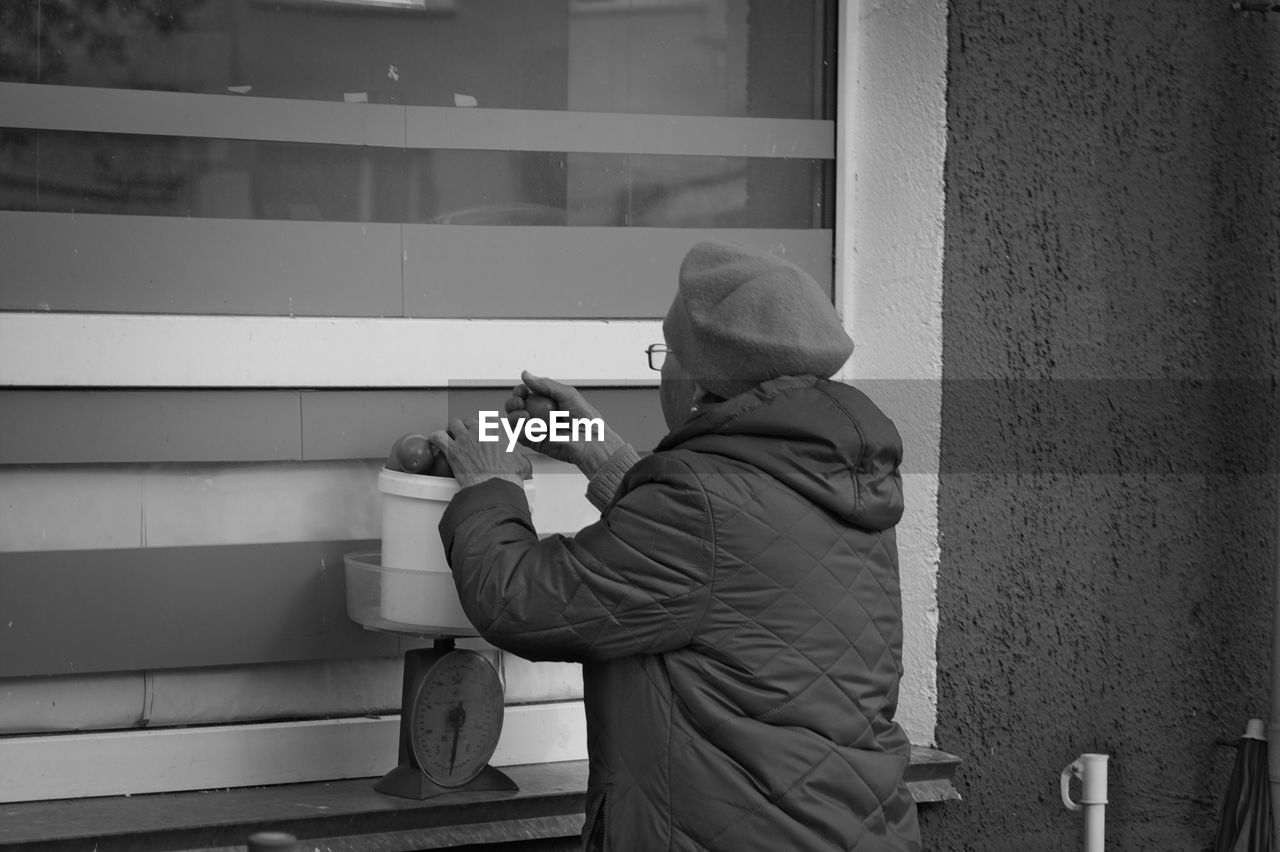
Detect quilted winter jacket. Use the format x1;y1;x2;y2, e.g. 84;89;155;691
439;376;920;851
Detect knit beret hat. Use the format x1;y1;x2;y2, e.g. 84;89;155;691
662;240;854;399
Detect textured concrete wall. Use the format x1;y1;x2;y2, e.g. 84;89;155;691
923;2;1280;849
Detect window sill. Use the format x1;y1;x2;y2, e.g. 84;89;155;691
0;749;960;851
907;744;964;804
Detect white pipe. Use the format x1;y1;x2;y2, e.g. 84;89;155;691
0;658;403;734
1061;753;1108;852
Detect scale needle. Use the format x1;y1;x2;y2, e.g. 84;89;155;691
448;703;466;773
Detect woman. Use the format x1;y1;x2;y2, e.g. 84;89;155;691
430;240;920;851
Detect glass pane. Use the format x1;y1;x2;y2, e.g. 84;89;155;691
566;153;826;228
0;0;832;119
0;129;824;228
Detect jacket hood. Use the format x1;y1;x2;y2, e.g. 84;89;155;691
656;376;904;531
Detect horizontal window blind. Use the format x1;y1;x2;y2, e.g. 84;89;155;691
1;82;833;157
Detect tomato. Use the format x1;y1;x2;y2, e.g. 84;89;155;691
426;449;454;478
390;433;434;474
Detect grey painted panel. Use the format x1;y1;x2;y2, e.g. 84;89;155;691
0;540;395;678
301;387;665;460
568;388;667;454
0;212;404;316
0;391;302;464
403;227;834;317
1;388;662;464
300;388;504;460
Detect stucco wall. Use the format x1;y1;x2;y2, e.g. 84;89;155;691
924;2;1279;849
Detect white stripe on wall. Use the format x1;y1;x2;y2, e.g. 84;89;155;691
0;458;598;553
0;461;380;552
0;314;662;388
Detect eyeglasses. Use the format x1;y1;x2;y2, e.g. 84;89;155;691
645;344;670;371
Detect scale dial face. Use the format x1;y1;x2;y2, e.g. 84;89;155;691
408;649;506;787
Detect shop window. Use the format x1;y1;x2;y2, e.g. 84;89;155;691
0;0;834;320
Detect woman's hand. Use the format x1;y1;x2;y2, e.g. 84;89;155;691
429;418;532;490
503;371;627;475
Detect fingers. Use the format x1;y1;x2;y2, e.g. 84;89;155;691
520;370;577;404
508;374;571;422
430;418;476;450
427;429;453;454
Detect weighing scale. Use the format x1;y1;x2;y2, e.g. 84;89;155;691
374;637;517;800
343;550;519;801
345;472;538;801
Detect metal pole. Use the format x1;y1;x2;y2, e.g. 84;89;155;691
1271;471;1280;852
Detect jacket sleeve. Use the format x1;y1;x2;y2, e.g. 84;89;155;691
437;454;713;663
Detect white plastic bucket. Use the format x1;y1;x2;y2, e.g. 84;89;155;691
378;468;462;574
375;469;533;634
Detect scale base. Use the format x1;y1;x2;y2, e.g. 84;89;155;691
375;763;518;800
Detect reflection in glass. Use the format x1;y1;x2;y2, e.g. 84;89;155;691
0;0;832;119
0;129;826;228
